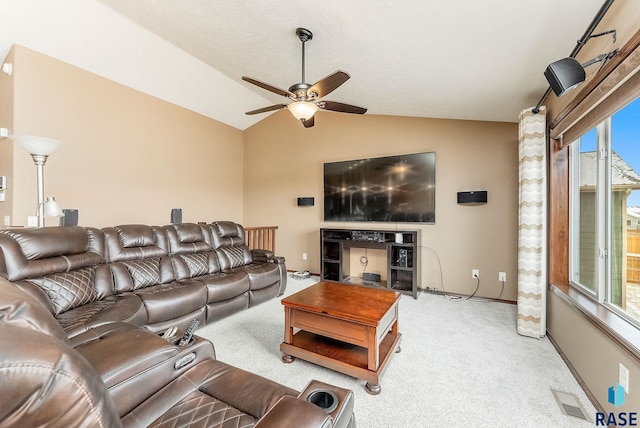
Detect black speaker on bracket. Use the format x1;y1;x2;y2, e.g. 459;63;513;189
457;191;487;205
297;197;314;206
544;57;586;97
171;208;182;224
59;209;79;226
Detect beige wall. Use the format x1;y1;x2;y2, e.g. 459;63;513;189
244;110;519;300
0;50;14;226
3;45;243;228
548;292;640;413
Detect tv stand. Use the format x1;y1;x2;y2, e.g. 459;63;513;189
320;228;419;299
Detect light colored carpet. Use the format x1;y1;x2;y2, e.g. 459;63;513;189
196;276;597;427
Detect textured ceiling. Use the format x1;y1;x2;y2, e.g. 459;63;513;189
9;1;611;129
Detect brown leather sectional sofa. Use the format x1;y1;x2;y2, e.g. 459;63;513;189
0;221;356;427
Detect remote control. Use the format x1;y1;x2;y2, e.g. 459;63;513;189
178;319;199;346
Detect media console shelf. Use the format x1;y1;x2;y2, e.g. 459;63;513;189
321;228;419;299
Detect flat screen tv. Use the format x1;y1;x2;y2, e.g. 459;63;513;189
324;152;436;223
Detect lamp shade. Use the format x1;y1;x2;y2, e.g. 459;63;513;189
42;196;64;217
543;57;586;97
9;135;62;156
288;101;318;121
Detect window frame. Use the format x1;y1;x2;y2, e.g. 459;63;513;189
568;114;640;330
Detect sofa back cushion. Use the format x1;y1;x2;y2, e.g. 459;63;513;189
24;267;99;315
209;222;253;270
164;224;220;280
209;221;246;249
103;225;168;262
0;227;111;313
0;226;106;281
104;225;173;293
0;277;69;343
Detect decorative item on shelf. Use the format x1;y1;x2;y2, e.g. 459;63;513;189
457;191;488;205
9;135;63;227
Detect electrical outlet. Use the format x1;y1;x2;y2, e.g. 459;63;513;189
302;253;307;260
27;216;38;227
3;215;9;226
620;363;630;393
499;272;506;281
472;269;479;278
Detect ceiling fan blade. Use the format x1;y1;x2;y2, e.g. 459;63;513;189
245;104;287;115
307;70;350;98
242;76;295;98
302;116;315;128
318;101;367;115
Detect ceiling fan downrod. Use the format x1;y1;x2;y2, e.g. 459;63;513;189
296;28;313;84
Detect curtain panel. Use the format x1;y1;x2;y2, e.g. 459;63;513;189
517;106;547;339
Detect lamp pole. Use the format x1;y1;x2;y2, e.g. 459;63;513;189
31;154;48;227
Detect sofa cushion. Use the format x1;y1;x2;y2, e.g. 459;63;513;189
199;271;250;303
0;227;106;282
25;267;97;315
209;221;246;249
164;223;212;255
104;225;168;262
58;294;148;341
134;281;207;324
0;325;121;428
120;359;298;427
0;278;69;343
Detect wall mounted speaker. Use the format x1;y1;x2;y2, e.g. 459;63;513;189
59;209;78;226
457;191;488;205
297;197;314;206
171;208;182;224
544;57;585;97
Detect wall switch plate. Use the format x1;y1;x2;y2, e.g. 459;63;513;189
472;269;479;278
620;363;630;393
499;272;506;281
302;252;307;260
27;216;38;227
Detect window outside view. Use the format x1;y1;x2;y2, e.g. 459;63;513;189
574;97;640;324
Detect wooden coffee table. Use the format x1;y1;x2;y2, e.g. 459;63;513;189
280;281;402;395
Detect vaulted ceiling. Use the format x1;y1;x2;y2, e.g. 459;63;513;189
2;1;609;129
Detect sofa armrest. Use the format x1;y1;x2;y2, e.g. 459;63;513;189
251;249;275;262
255;396;333;428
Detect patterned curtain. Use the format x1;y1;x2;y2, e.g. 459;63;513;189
517;106;547;339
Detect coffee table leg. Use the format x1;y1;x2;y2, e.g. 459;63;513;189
365;382;381;395
281;354;295;363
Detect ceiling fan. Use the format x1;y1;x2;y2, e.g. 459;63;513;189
242;28;367;128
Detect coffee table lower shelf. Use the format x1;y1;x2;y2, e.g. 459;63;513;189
280;330;401;394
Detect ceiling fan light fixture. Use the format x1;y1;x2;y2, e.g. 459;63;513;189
288;101;318;121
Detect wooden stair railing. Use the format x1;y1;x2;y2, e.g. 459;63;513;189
244;226;278;253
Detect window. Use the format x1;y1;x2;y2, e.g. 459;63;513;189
570;97;640;326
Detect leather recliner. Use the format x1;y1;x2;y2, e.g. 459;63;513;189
0;279;356;427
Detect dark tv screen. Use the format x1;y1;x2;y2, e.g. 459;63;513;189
324;152;436;223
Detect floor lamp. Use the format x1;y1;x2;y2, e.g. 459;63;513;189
10;135;63;227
